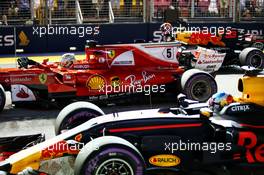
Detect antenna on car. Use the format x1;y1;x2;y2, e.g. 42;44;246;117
149;91;153;109
102;128;106;136
242;66;262;76
107;103;119;117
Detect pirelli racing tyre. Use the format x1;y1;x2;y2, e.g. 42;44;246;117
0;85;6;112
74;136;145;175
55;101;104;135
181;69;217;102
239;47;264;68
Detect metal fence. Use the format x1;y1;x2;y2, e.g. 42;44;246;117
77;0;144;23
153;0;264;21
0;0;263;25
240;0;264;20
0;0;31;25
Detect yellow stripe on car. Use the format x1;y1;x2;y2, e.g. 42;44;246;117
10;152;42;174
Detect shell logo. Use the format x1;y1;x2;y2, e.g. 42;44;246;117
149;154;181;167
86;75;106;90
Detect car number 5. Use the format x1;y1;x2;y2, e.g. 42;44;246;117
163;48;174;60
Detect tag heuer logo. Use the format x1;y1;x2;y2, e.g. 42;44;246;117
19;31;30;46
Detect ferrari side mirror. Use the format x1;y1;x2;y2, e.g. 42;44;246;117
86;40;97;48
177;94;189;107
177;93;186;102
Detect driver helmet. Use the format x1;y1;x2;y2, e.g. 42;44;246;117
160;22;173;41
208;92;234;112
160;22;172;36
60;53;76;68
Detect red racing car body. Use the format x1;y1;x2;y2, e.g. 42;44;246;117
0;41;222;112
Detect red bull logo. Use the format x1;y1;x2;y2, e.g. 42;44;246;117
237;131;264;163
42;140;83;159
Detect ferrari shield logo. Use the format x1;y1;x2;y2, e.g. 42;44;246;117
39;73;47;84
108;50;116;59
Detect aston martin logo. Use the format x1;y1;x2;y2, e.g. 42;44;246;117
39;73;47;84
19;31;30;46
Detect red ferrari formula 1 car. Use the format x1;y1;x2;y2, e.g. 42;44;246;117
0;41;224;112
1;67;264;175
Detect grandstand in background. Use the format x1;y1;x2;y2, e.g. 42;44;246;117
0;0;263;25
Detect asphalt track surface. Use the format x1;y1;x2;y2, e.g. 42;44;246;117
0;54;245;175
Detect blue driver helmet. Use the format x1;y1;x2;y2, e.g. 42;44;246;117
208;92;234;112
